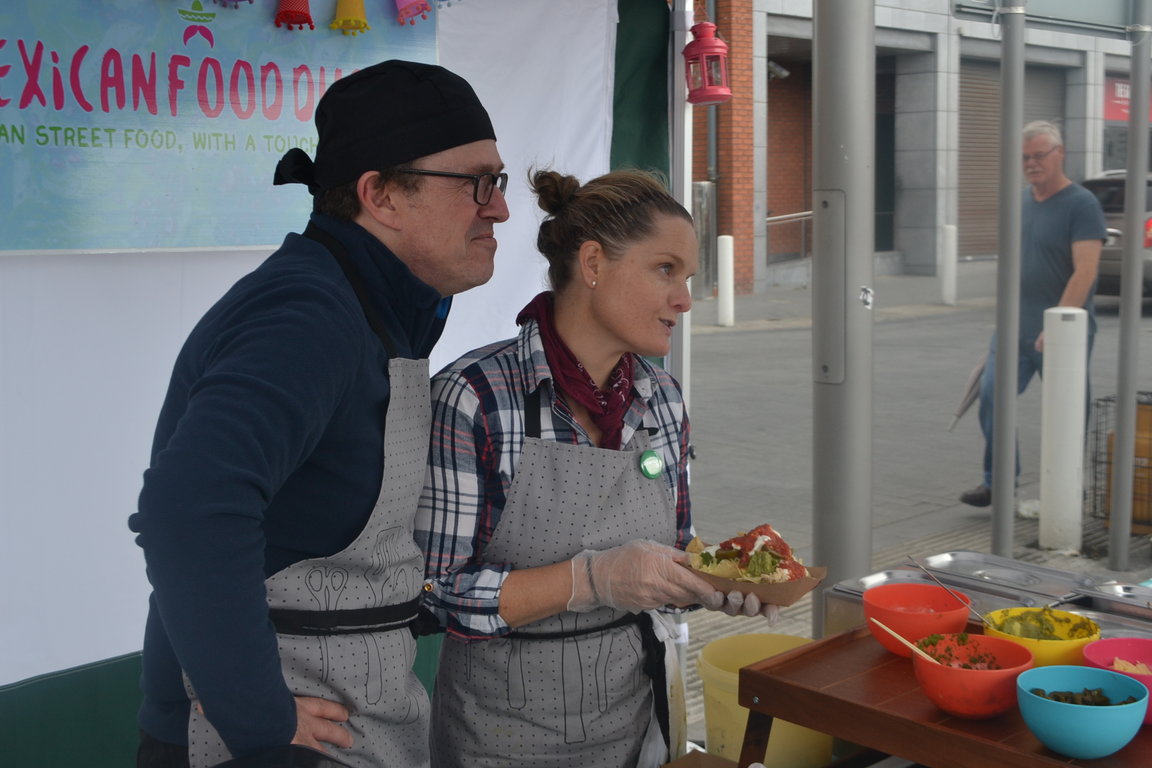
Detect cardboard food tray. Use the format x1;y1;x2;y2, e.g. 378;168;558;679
683;564;827;607
662;752;737;768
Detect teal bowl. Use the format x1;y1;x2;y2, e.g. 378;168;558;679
1017;665;1148;760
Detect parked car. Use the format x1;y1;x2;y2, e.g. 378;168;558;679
1080;170;1152;296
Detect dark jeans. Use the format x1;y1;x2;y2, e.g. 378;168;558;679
978;331;1095;488
137;730;190;768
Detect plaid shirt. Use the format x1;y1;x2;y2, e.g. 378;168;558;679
415;319;693;639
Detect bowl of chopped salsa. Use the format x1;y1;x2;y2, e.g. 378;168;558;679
984;607;1101;666
1083;636;1152;724
913;632;1034;718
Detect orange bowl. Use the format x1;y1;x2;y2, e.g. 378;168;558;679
863;583;972;657
913;632;1034;718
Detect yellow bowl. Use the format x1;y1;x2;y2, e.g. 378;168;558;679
984;607;1101;666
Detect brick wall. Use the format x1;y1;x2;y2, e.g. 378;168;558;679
690;1;817;289
766;63;812;261
691;0;755;293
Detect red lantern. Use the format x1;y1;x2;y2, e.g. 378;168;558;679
682;21;731;106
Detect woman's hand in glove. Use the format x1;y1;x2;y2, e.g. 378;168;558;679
568;540;725;613
715;589;781;624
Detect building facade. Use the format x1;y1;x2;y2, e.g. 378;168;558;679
696;0;1143;294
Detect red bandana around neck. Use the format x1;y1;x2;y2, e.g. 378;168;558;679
516;292;634;450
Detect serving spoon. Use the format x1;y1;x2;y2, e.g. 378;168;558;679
906;554;993;628
868;617;941;664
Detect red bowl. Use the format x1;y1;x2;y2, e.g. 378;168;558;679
863;583;972;657
914;632;1034;718
1083;637;1152;725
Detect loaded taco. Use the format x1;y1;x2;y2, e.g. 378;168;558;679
687;523;809;583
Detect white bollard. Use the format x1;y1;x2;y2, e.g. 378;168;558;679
939;224;957;307
1039;307;1088;552
717;234;734;327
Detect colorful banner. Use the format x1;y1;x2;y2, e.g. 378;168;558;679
1103;76;1152;123
0;1;436;250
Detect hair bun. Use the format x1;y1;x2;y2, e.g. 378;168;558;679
531;170;581;215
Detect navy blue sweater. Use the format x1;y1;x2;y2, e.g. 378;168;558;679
129;214;448;755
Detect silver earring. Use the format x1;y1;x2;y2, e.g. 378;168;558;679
591;280;597;287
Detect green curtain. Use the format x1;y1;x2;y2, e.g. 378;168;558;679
611;0;671;175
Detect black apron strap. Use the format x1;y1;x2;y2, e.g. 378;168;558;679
524;386;542;439
638;612;672;752
304;222;398;358
269;596;422;636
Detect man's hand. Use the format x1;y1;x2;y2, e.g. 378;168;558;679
291;696;353;753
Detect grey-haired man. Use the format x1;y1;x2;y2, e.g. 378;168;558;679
960;120;1105;507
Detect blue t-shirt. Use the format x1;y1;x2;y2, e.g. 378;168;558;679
1019;183;1106;341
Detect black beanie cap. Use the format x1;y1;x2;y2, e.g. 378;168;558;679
273;60;495;193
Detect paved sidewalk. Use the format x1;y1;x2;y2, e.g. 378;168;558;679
688;256;998;331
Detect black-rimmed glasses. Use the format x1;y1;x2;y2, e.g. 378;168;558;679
399;169;509;205
1022;146;1059;164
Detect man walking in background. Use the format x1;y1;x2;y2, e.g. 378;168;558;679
960;120;1106;507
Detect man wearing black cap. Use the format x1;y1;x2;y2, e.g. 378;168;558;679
129;60;508;768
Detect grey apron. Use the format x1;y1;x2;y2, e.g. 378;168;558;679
185;226;434;768
430;385;684;768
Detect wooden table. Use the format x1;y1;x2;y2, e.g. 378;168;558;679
737;625;1151;768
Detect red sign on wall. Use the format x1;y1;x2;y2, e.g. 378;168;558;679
1104;76;1152;122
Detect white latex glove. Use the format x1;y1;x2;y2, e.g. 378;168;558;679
715;589;782;624
568;540;724;613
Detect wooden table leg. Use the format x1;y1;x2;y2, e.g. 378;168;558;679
737;709;774;768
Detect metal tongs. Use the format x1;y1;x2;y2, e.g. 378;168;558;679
906;554;993;628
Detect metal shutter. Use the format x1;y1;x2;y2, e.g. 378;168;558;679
958;60;1066;257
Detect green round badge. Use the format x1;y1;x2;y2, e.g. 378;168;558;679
639;449;664;479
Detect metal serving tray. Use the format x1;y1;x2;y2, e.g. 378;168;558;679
1063;581;1152;623
1074;607;1152;639
836;564;1070;605
919;549;1097;598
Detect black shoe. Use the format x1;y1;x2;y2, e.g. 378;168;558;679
959;484;991;507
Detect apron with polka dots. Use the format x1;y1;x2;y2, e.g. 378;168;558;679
430;394;685;768
186;356;433;768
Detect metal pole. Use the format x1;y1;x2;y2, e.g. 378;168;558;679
1110;1;1151;570
669;1;694;406
667;0;694;691
991;3;1026;557
707;0;718;186
811;0;875;636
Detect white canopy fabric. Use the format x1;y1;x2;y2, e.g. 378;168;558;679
0;0;617;685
